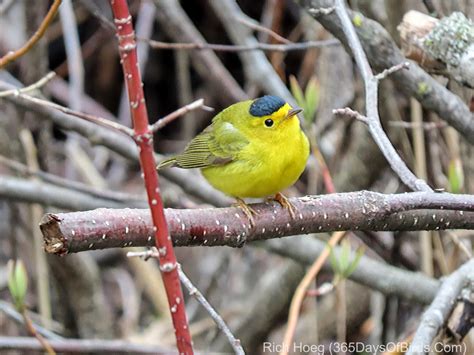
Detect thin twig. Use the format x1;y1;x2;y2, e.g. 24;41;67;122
333;0;432;192
21;311;56;355
374;61;410;81
127;250;245;355
150;99;214;133
18;94;134;137
333;107;368;123
411;98;433;276
144;38;340;52
18;131;52;328
0;301;62;340
388;121;447;130
280;231;346;355
0;0;62;68
236;16;292;44
179;266;244;355
0;72;56;98
445;231;472;259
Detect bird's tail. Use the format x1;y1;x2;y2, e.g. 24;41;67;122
156;157;177;170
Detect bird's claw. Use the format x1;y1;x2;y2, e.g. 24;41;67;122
272;192;297;219
234;198;258;227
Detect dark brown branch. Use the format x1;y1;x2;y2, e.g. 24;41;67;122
39;191;474;254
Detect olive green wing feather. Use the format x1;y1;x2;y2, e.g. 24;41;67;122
157;121;249;170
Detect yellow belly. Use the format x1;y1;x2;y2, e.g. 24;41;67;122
201;125;309;198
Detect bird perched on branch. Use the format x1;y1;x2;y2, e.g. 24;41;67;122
157;95;309;224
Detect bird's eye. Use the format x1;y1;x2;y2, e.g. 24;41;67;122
264;119;274;127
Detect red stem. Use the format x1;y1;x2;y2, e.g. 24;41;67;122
108;1;193;353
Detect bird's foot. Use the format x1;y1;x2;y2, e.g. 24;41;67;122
233;198;258;227
272;192;297;219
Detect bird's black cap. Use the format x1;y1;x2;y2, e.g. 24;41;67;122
249;95;285;117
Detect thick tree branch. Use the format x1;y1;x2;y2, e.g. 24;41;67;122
39;191;474;254
407;259;474;354
296;0;474;144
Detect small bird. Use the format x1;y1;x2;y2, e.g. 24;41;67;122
157;95;310;224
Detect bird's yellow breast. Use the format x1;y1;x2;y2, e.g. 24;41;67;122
201;116;309;198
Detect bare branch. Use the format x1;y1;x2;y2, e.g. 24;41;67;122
127;250;245;354
0;0;62;68
39;191;474;254
264;238;439;305
0;155;145;204
145;38;339;52
150;99;213;133
178;265;244;355
332;107;368;123
109;1;193;351
0;336;182;354
0;77;230;207
296;0;474;144
0;175;144;209
152;0;247;103
332;0;431;192
281;232;346;355
0;72;56;97
407;259;474;354
236;16;292;44
388;121;447;131
17;93;134;137
375;61;410;81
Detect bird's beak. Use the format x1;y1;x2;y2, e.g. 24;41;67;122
286;107;303;119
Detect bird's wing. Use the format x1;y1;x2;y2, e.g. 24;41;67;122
168;121;249;169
